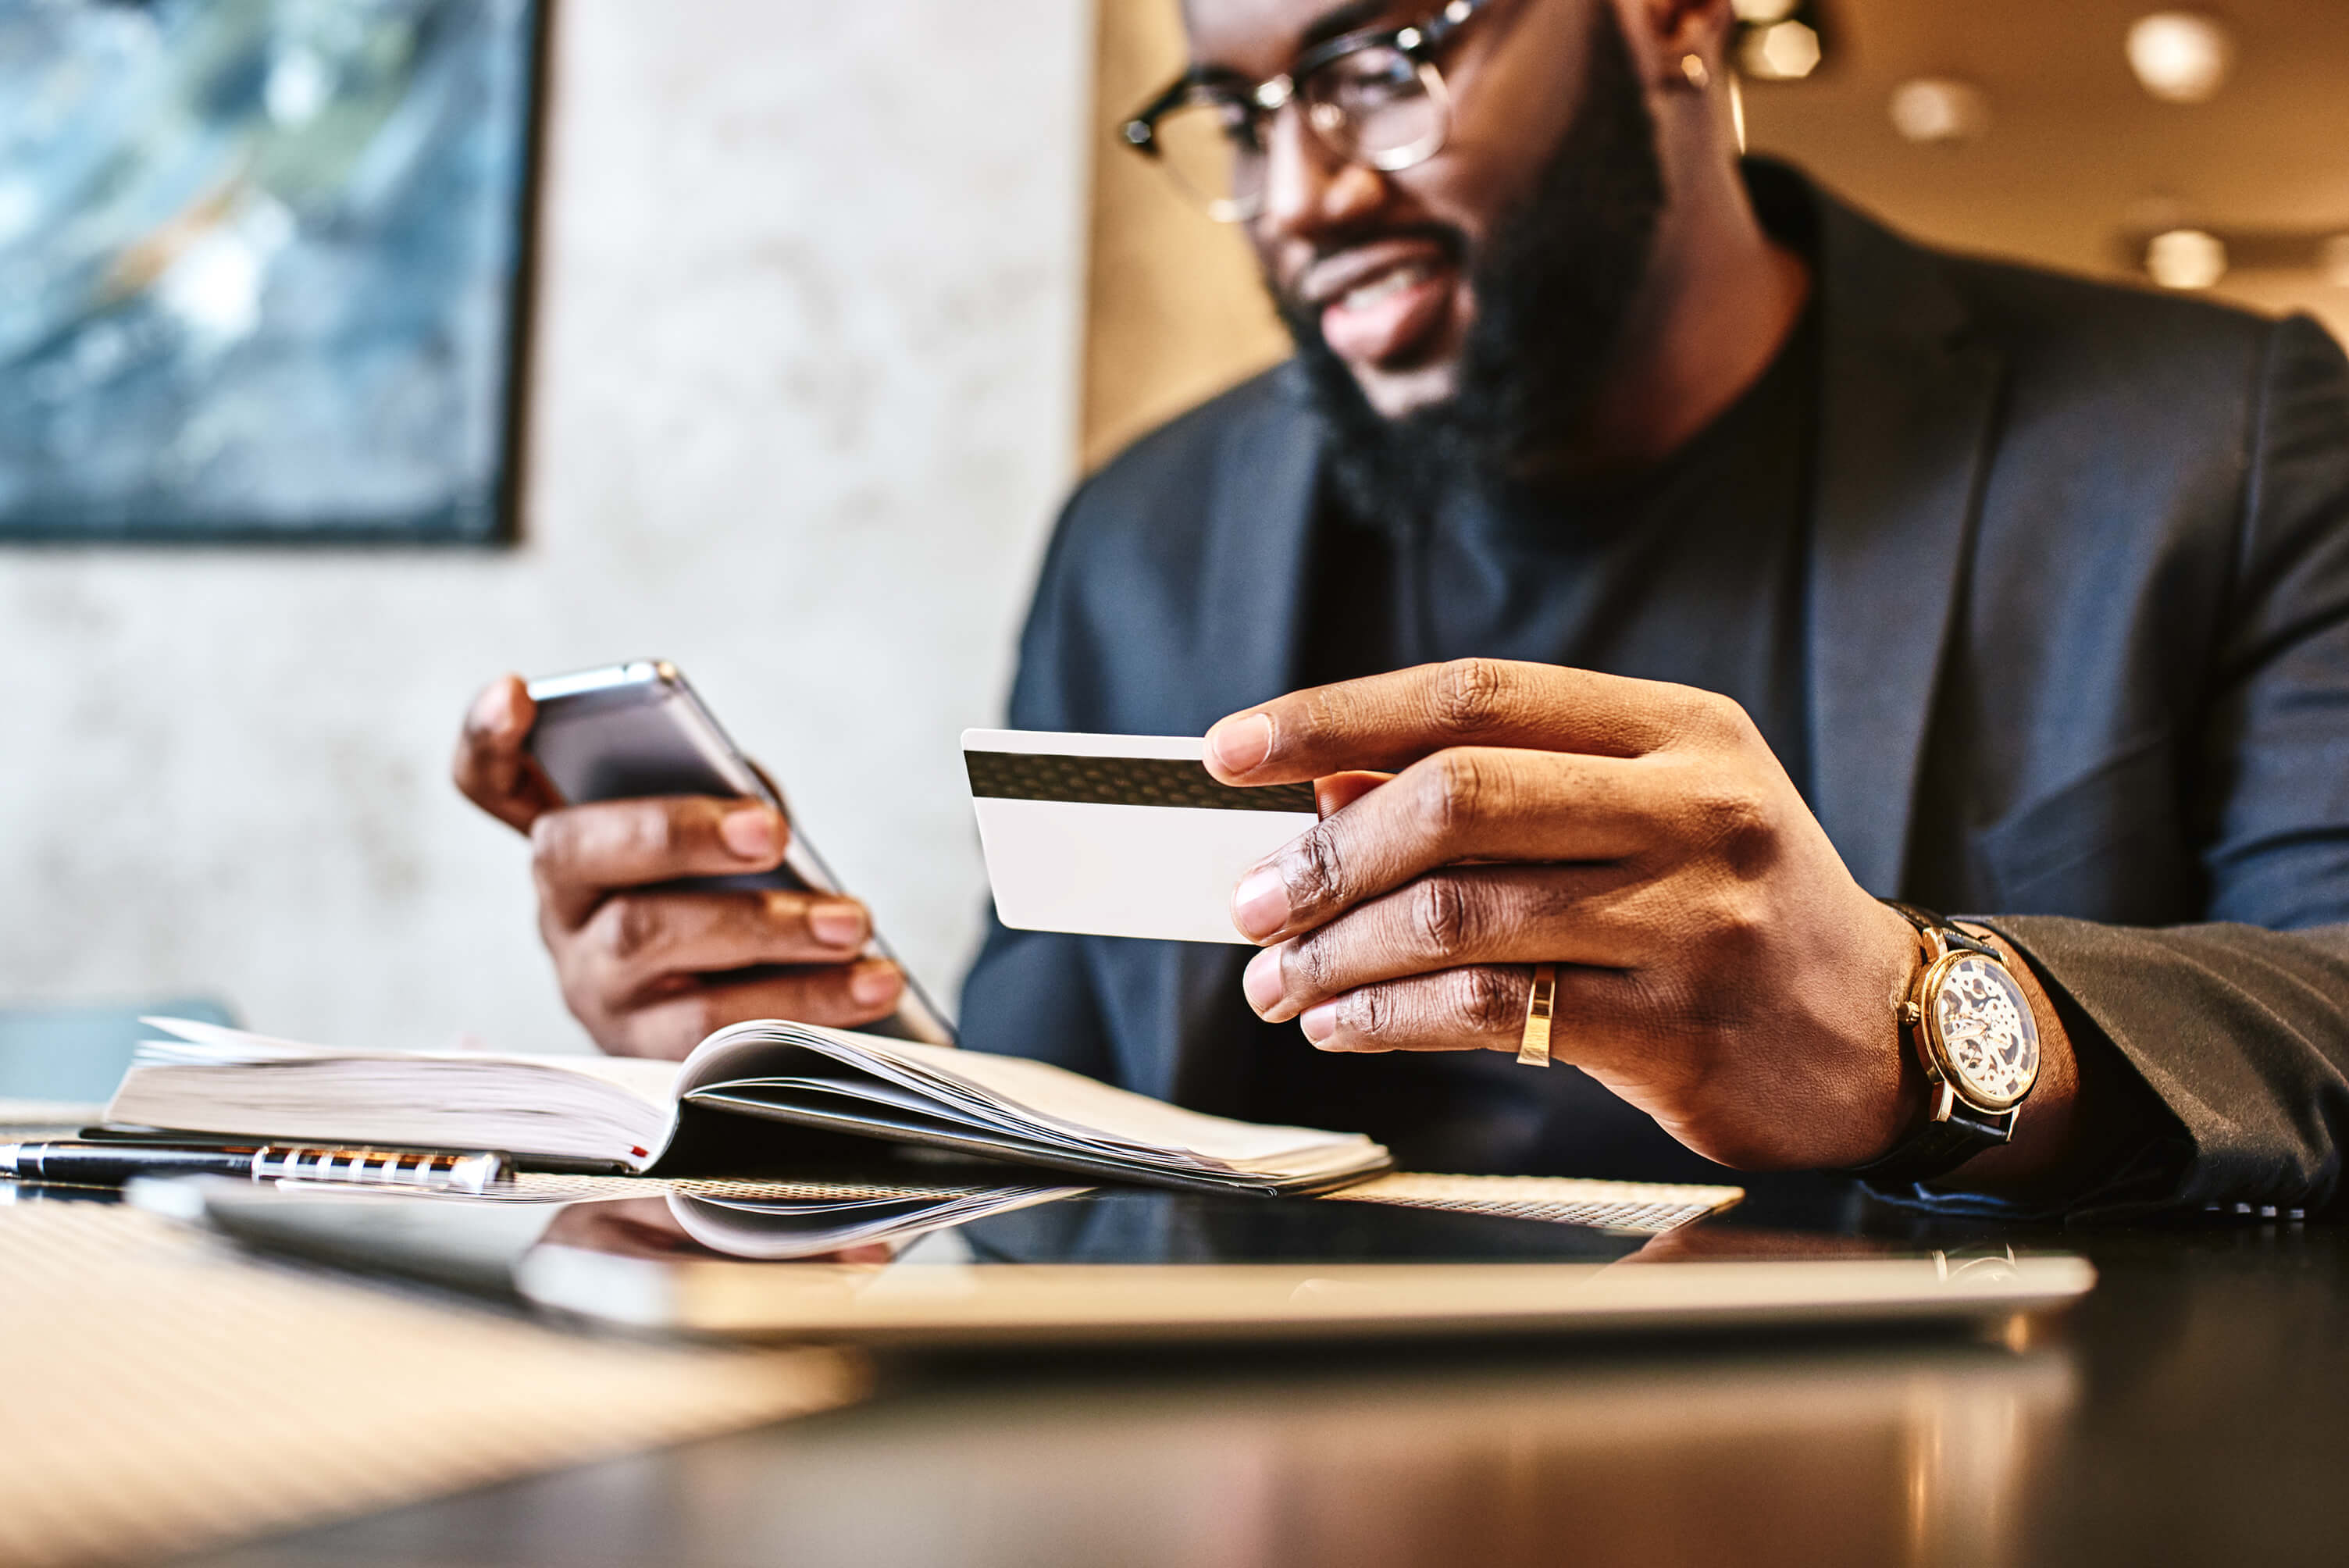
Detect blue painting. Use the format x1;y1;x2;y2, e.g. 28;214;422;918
0;0;541;543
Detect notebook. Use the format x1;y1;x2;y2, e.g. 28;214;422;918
102;1018;1392;1197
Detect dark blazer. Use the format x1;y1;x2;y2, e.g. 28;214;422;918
961;166;2349;1217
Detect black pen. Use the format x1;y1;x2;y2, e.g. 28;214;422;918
0;1139;509;1193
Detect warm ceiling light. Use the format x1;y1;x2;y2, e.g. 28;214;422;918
1888;79;1990;145
1731;0;1798;22
2126;12;2234;104
2322;236;2349;289
1742;20;1821;80
2146;229;2227;289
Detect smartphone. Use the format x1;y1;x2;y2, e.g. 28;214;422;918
523;660;955;1046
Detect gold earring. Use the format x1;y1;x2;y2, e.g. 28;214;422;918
1680;53;1710;91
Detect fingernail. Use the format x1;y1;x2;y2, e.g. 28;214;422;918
1207;713;1274;775
1242;946;1286;1015
470;682;515;733
720;806;778;860
850;960;901;1007
810;901;866;950
1232;864;1290;940
1299;1002;1338;1046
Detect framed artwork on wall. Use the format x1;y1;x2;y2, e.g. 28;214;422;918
0;0;544;543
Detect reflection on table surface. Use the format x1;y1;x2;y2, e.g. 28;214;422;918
167;1206;2349;1568
180;1335;2070;1568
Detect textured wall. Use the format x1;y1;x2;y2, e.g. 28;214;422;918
0;0;1089;1049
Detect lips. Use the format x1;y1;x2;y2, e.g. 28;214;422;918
1300;238;1460;369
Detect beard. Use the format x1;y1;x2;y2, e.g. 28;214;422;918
1276;3;1666;533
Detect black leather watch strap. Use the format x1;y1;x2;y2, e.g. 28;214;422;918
1883;900;1998;957
1846;1098;2013;1185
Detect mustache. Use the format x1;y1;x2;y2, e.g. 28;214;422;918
1274;223;1469;313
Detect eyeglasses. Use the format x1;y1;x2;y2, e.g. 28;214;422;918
1121;0;1494;223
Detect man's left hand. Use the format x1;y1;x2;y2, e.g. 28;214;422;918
1206;658;1928;1171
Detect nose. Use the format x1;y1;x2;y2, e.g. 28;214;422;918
1256;100;1386;244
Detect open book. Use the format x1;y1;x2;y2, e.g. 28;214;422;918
663;1183;1091;1259
104;1019;1392;1197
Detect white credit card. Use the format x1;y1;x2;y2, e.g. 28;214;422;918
963;729;1321;945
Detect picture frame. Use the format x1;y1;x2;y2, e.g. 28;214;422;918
0;0;547;544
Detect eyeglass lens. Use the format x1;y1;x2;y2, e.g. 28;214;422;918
1150;46;1448;220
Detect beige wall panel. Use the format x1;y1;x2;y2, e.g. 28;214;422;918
1084;0;1290;472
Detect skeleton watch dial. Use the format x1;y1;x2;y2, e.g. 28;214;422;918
1924;952;2040;1110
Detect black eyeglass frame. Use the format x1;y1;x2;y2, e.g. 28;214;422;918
1121;0;1495;221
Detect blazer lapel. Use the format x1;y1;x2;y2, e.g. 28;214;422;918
1165;367;1324;1111
1806;196;2007;896
1193;362;1328;721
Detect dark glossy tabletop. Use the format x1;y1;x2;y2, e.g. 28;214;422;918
159;1197;2349;1568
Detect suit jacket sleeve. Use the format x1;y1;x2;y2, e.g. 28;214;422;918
954;479;1118;1079
1967;315;2349;1217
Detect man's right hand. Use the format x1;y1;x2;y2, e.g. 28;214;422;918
451;675;905;1060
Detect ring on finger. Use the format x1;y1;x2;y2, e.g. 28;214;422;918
1517;964;1557;1067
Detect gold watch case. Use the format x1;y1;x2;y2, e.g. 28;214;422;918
1899;942;2041;1116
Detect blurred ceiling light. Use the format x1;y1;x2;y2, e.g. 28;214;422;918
1888;79;1990;145
1731;0;1799;22
1742;20;1821;81
2146;228;2228;289
2126;12;2234;104
2322;235;2349;288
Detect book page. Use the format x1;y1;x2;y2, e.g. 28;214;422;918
113;1021;683;1168
137;1018;681;1107
682;1024;1381;1170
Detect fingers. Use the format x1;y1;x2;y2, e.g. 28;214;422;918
1206;660;1740;785
532;796;790;928
572;889;872;1003
1291;962;1632;1055
1314;770;1391;818
1240;863;1652;1022
454;675;562;832
601;960;905;1059
1232;747;1682;943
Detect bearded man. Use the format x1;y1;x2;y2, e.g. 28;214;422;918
459;0;2349;1218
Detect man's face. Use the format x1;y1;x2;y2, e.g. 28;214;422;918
1183;0;1612;419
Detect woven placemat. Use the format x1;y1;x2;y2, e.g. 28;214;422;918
1334;1173;1745;1235
0;1199;864;1568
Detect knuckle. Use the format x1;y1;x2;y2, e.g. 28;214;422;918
1688;781;1776;869
1349;984;1398;1039
1288;932;1340;997
1680;687;1755;746
1291;822;1350;903
528;811;576;876
1463;967;1524;1034
595;895;667;965
1412;751;1487;842
1693;880;1773;958
1410;876;1476;958
1429;657;1511;736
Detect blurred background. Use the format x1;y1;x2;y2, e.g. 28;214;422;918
0;0;2343;1053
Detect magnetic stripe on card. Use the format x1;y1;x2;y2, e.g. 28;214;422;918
964;751;1317;813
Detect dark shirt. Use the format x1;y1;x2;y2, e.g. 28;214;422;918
1231;310;1843;1195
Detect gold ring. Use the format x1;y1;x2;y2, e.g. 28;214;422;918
1517;964;1556;1067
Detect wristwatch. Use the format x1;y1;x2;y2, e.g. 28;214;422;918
1846;902;2042;1186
